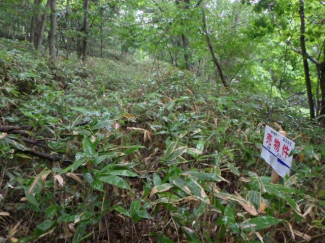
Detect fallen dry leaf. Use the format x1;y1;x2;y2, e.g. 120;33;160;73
29;170;51;193
303;204;314;218
0;212;10;216
235;192;258;216
54;175;65;187
259;202;267;214
255;232;264;243
293;230;311;241
287;222;295;241
20;197;27;202
66;173;83;183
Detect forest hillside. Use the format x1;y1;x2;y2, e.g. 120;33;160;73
1;0;325;243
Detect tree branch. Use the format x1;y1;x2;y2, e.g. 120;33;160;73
0;125;31;132
286;41;319;65
195;0;204;8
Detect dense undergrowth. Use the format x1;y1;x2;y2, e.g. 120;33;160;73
0;39;325;243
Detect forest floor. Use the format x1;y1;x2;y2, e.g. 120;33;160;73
1;39;325;243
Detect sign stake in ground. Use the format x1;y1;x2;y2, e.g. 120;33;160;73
261;126;295;184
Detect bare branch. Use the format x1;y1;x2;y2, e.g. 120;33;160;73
286;41;319;65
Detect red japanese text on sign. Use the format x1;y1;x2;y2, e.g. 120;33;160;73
266;133;273;146
274;138;281;152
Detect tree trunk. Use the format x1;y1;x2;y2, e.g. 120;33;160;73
202;8;228;88
30;0;41;44
181;33;190;70
65;0;71;59
82;0;89;61
318;62;325;125
30;16;35;44
100;7;104;58
175;0;192;70
49;0;57;59
35;0;50;52
299;0;315;119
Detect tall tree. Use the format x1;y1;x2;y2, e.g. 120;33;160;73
299;0;315;119
49;0;57;59
29;0;41;44
35;0;50;52
286;0;325;124
82;0;89;61
202;7;228;88
175;0;191;70
65;0;71;58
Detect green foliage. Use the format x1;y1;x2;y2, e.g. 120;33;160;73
0;38;324;242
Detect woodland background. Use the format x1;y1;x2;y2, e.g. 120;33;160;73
0;0;325;242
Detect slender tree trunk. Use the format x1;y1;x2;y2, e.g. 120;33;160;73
175;0;192;70
65;0;71;59
299;0;315;119
202;8;228;88
82;0;89;61
34;2;42;47
100;8;104;58
30;0;41;44
49;0;57;59
181;33;190;70
36;0;50;52
318;62;325;125
30;16;35;44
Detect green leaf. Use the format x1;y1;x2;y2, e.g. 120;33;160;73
6;137;28;151
217;205;239;233
240;216;282;232
34;220;56;237
181;226;200;243
99;163;135;174
70;107;101;116
112;205;130;217
130;200;141;212
196;138;205;152
183;171;224;182
164;142;177;159
124;145;144;155
166;147;187;163
187;147;203;158
129;200;152;222
150;183;174;196
45;205;57;219
82;136;96;156
153;173;162;186
63;158;87;173
171;176;210;204
83;171;94;184
158;235;174;243
264;184;302;215
94;155;110;165
72;223;87;243
99;175;131;190
135;209;152;220
25;189;39;211
102;170;138;177
247;191;261;210
92;120;112;130
91;179;104;191
226;163;240;176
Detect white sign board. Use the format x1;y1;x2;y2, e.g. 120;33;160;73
261;126;295;178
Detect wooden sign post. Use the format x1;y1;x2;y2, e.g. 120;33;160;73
261;126;295;184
